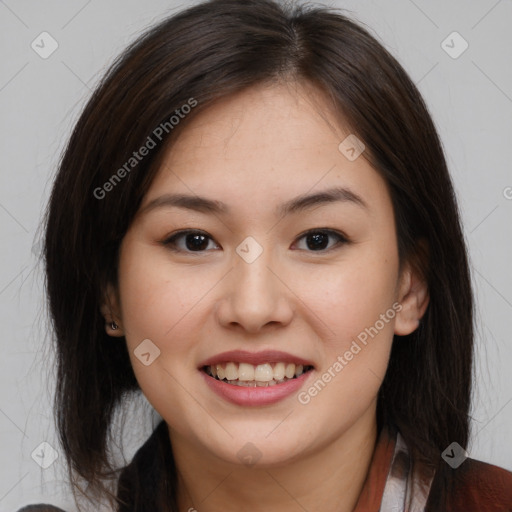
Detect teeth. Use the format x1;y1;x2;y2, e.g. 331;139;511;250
205;361;310;384
216;364;225;380
231;379;279;387
238;362;255;381
285;363;295;379
254;363;273;382
273;362;285;381
225;362;238;380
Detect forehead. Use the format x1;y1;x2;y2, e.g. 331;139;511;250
140;82;391;219
166;81;345;161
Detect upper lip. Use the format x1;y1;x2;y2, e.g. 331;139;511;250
199;350;315;369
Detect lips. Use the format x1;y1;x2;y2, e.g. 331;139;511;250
198;350;315;406
198;349;315;368
201;369;312;405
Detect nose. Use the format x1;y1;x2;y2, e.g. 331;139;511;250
215;242;294;334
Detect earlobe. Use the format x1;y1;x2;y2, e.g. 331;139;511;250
100;283;124;337
394;263;429;336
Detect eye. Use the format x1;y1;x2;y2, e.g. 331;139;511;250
162;228;349;254
292;229;349;252
162;230;220;253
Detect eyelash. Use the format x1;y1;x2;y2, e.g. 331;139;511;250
161;228;349;254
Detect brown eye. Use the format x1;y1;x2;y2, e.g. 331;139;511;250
162;228;349;254
293;229;348;252
163;230;219;253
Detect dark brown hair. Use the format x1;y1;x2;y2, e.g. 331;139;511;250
43;0;473;509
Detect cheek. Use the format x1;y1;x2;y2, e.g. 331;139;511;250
297;248;399;344
294;245;398;410
115;243;191;377
116;242;207;416
117;239;206;338
296;313;395;434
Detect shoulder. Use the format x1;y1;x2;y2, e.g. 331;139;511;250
117;419;174;510
427;457;512;511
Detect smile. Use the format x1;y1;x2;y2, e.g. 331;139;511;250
203;362;314;387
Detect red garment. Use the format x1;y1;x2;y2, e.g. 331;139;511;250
354;425;512;511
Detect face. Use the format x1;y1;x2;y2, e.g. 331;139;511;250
104;81;427;467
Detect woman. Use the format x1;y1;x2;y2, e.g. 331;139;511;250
35;0;512;510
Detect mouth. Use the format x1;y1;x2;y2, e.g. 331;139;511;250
198;350;316;405
202;362;314;387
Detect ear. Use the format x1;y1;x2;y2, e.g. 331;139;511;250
394;255;429;336
100;282;124;337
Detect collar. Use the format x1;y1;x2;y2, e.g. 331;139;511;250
353;425;435;511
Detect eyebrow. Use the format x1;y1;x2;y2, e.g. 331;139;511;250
139;186;368;217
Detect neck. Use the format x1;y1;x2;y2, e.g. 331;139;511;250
170;405;379;512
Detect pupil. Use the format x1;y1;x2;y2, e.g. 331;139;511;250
186;233;208;251
307;232;328;250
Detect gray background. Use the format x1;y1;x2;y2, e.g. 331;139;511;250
1;0;511;509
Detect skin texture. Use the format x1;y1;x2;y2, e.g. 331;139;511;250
102;81;429;512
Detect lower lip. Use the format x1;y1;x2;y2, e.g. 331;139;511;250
200;369;313;406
